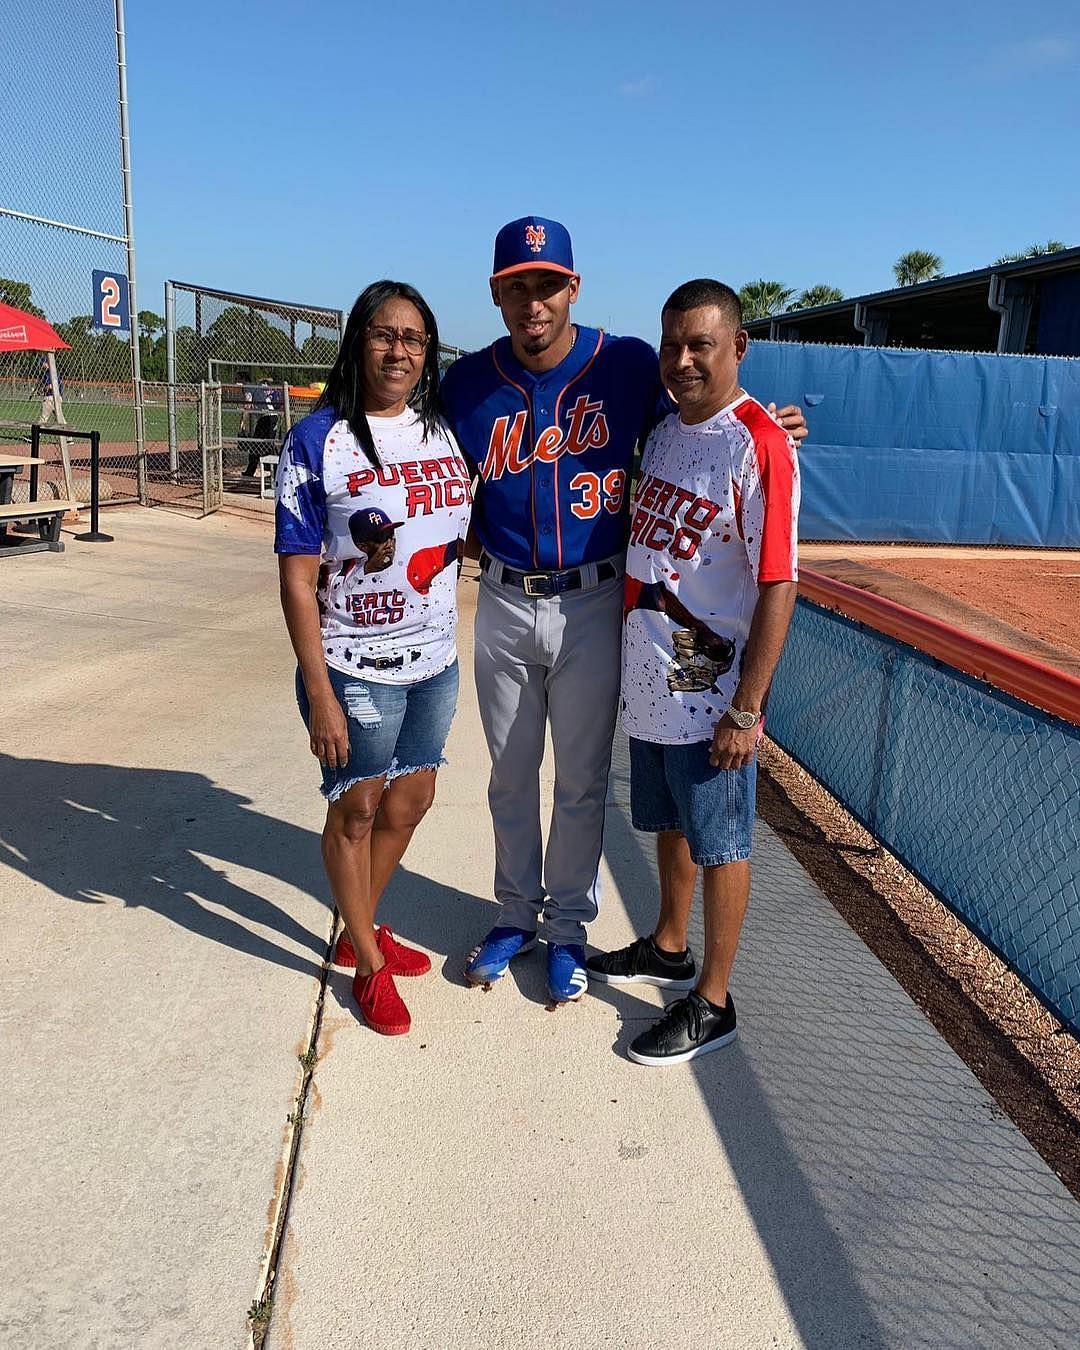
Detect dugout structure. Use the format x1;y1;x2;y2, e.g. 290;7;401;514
162;283;469;508
163;280;345;494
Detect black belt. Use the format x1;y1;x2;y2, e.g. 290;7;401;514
356;651;422;671
481;553;619;597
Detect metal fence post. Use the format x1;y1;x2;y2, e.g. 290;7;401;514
114;0;147;503
165;280;179;475
198;380;207;515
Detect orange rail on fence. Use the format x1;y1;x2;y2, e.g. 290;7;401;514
798;568;1080;727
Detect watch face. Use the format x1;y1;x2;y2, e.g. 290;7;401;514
728;708;758;728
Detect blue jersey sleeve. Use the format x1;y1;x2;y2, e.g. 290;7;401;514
634;339;671;439
438;359;478;474
274;418;327;554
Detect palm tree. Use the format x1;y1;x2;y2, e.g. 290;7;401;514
738;280;795;321
893;250;943;287
138;310;165;341
791;285;844;309
994;240;1068;265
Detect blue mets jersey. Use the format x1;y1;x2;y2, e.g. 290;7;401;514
440;326;666;570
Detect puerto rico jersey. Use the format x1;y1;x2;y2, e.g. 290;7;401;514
621;394;800;744
274;406;472;683
440;326;665;570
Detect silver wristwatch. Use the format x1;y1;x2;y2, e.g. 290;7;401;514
726;706;761;730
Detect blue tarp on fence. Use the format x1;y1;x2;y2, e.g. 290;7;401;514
769;599;1080;1035
742;342;1080;546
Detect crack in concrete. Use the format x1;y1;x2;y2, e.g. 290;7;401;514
248;906;339;1350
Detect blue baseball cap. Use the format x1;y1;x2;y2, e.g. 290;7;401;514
491;216;576;281
349;506;403;544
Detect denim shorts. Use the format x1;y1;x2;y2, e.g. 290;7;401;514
629;736;757;867
296;660;459;802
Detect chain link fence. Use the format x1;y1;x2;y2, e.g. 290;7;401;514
162;281;467;508
767;599;1080;1035
2;4;472;517
163;280;342;501
1;1;143;503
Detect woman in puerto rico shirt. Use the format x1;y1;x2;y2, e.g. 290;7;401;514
276;280;471;1037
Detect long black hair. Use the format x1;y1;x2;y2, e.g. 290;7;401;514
314;279;442;468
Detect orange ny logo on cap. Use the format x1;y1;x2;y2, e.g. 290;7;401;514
524;224;546;254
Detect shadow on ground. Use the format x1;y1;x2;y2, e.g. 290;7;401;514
0;752;332;976
597;734;1080;1350
0;752;504;986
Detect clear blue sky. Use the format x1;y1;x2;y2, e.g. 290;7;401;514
37;1;1080;348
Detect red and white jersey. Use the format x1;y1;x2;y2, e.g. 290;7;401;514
621;393;800;744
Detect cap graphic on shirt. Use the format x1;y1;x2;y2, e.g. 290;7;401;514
348;506;404;545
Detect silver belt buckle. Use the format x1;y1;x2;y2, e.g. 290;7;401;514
374;656;398;670
523;573;551;597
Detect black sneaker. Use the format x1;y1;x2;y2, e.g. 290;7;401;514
627;991;737;1066
586;935;696;990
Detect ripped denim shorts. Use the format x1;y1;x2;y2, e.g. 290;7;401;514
295;659;459;802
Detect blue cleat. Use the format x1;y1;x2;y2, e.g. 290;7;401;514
546;942;589;1004
464;926;537;987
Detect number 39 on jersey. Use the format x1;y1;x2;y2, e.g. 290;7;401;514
569;469;626;519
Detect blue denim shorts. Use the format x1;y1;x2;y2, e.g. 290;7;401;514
296;660;459;802
629;736;757;867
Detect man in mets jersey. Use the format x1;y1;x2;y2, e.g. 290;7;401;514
440;216;805;1006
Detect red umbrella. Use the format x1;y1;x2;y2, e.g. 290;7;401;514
0;301;70;352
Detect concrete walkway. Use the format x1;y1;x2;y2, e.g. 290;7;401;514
2;509;1078;1350
0;509;331;1350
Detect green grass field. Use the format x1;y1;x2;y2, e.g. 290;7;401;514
0;396;205;447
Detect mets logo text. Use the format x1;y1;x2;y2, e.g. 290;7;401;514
524;224;546;253
480;396;609;479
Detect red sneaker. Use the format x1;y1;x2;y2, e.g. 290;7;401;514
352;965;410;1036
334;925;431;977
377;925;431;977
333;929;357;968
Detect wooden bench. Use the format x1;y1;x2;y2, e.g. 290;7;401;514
0;499;79;556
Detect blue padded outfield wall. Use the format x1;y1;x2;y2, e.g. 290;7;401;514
769;600;1080;1035
741;342;1080;546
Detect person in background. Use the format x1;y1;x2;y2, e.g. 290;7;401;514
235;370;254;473
38;357;63;424
245;377;282;477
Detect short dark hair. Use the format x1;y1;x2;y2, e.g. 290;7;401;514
662;278;742;331
315;279;442;470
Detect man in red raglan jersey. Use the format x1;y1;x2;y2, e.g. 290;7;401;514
587;278;801;1066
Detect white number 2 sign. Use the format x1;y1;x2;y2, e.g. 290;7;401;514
92;270;130;332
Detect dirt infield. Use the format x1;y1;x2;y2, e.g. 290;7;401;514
801;544;1080;678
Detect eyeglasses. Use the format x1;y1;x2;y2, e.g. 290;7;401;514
366;325;429;356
